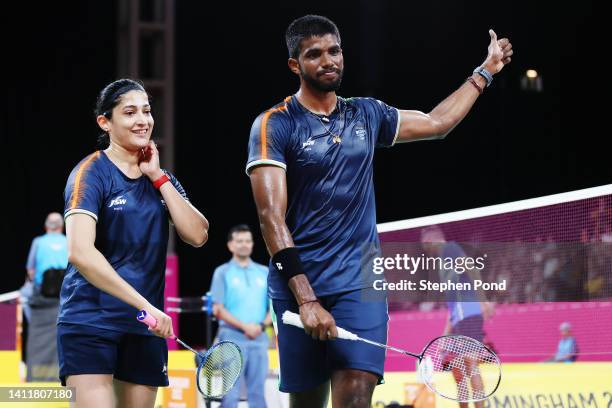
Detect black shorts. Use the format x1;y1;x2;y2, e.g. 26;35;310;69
57;323;168;387
451;315;485;342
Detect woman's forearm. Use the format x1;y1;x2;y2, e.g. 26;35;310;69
159;182;209;247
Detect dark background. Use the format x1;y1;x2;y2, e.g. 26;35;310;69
1;1;603;345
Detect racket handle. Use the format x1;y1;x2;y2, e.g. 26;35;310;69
137;310;176;339
281;311;359;341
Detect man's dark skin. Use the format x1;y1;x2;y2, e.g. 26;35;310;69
250;29;512;408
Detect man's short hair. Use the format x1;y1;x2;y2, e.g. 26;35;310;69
286;15;341;59
227;224;252;242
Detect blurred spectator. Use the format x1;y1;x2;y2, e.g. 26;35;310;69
585;243;611;299
421;226;493;408
546;322;578;362
210;224;271;408
26;212;68;296
23;212;67;381
590;197;612;241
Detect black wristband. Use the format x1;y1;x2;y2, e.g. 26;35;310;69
271;247;305;281
260;322;266;331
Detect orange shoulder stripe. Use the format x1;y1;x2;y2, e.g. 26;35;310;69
70;151;101;209
260;96;292;160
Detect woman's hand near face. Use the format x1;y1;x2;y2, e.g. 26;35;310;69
139;140;163;180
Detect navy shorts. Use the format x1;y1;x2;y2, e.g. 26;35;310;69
451;315;485;342
57;323;169;387
272;288;388;393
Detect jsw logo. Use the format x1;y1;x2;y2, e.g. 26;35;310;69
109;196;127;207
302;138;315;149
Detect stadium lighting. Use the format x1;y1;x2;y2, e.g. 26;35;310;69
521;68;543;92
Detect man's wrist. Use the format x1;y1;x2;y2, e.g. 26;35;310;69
298;299;320;307
272;247;305;281
288;274;318;305
470;73;488;90
476;64;495;82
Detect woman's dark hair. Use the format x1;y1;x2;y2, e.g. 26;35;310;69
286;15;341;59
94;79;148;148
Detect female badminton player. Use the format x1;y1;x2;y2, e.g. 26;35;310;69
57;79;209;408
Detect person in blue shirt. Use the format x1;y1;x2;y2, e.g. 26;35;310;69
58;79;209;408
26;212;68;289
210;224;271;408
22;212;68;381
247;15;512;408
547;322;578;362
420;225;494;408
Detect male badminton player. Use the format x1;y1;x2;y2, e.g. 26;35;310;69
247;15;512;407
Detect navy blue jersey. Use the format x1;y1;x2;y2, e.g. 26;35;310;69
59;151;188;334
247;96;400;299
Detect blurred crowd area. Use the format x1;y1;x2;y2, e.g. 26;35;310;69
388;197;612;312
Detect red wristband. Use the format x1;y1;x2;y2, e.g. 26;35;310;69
153;174;170;189
466;77;483;94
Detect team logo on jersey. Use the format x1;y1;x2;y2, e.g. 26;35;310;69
108;195;127;208
355;125;367;140
276;262;283;270
162;364;167;375
302;138;315;149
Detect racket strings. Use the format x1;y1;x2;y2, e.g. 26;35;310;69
198;342;243;398
423;336;500;402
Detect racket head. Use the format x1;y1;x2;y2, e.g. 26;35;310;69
419;335;501;402
195;341;243;399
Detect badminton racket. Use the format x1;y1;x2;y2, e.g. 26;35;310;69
137;310;243;399
282;310;500;402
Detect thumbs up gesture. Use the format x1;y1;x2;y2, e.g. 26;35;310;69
483;29;513;75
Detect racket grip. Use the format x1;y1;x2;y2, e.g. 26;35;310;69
137;310;177;340
281;311;304;328
281;311;359;340
137;309;158;328
337;327;359;341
